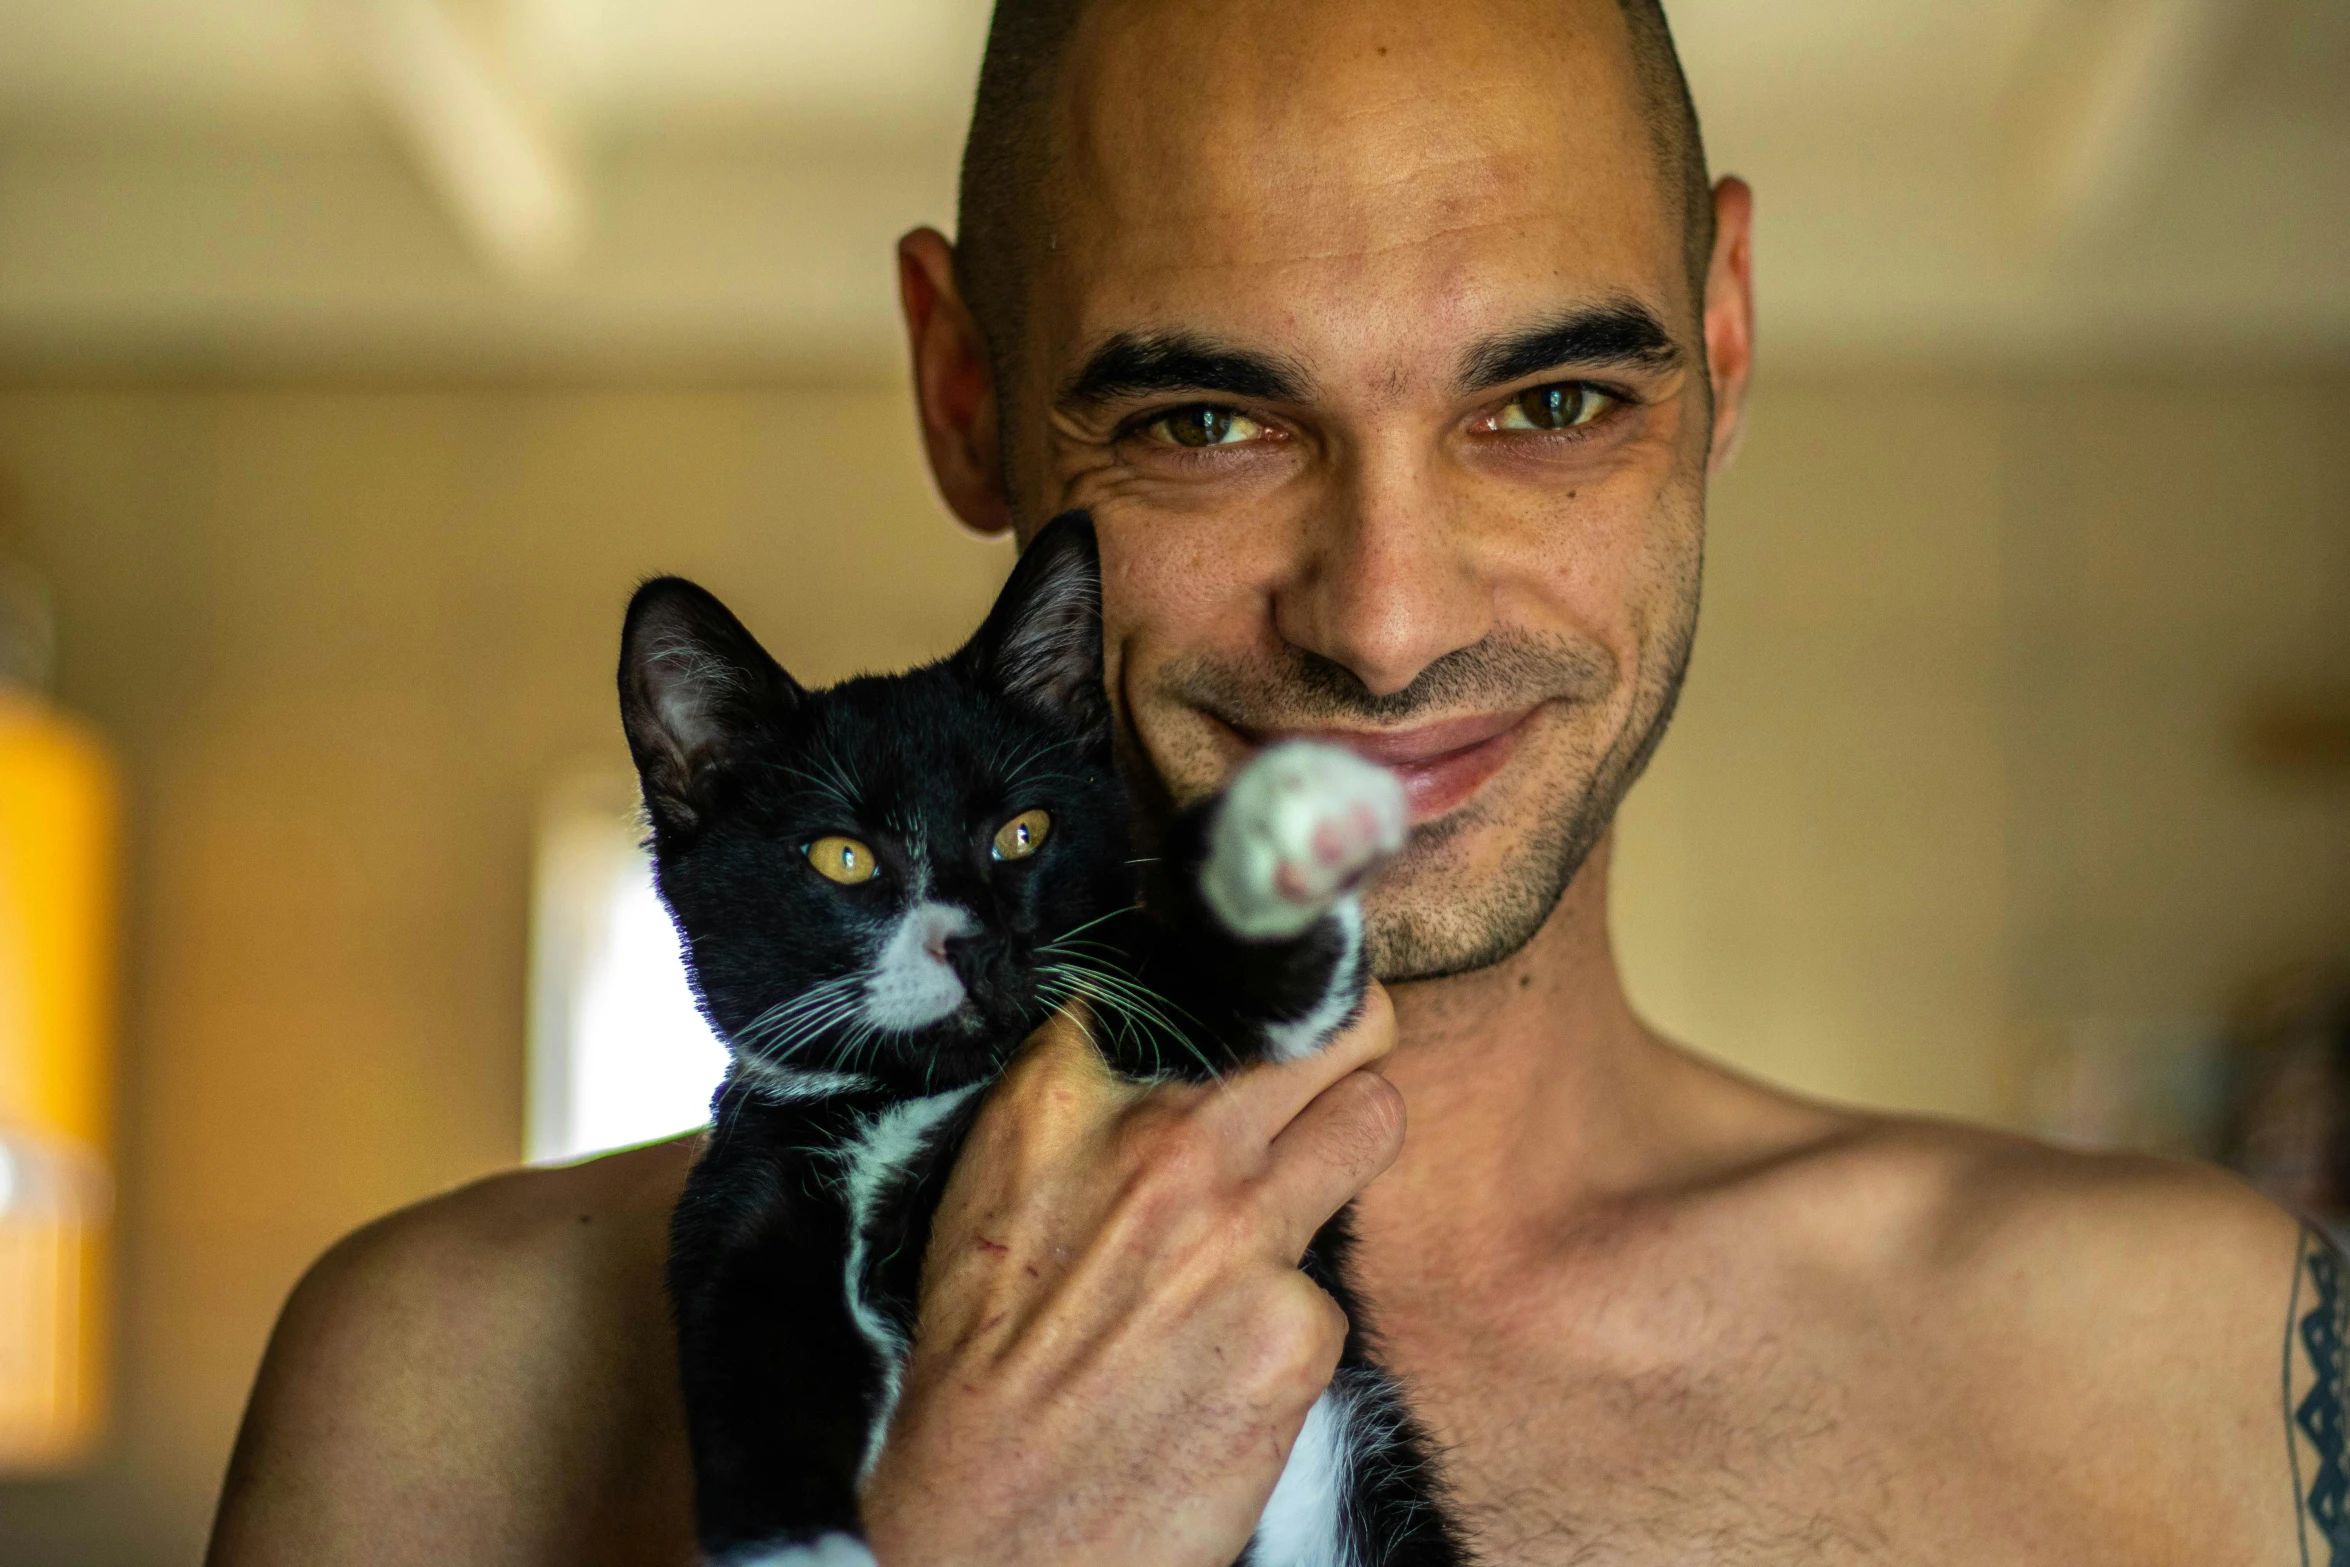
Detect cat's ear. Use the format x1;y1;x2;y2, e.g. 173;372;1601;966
618;577;803;834
963;510;1105;727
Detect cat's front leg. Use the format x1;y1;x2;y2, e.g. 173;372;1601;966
1186;748;1467;1565
1123;740;1405;1077
1160;740;1407;1066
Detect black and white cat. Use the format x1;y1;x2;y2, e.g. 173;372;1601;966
618;512;1467;1567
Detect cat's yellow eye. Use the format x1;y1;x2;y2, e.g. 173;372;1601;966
807;836;879;885
991;810;1051;862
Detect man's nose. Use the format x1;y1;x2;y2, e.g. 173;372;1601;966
1271;439;1490;700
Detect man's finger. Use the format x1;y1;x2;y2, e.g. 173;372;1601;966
1257;1067;1409;1259
1215;982;1400;1141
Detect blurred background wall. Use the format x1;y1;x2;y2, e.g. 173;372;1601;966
0;1;2344;1563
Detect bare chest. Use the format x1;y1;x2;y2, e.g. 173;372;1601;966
1368;1275;2078;1567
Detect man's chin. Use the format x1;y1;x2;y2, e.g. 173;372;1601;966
1362;860;1544;985
1359;791;1610;984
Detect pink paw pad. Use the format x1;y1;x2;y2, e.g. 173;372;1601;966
1201;741;1409;940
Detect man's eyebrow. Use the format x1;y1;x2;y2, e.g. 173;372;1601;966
1458;303;1683;392
1057;332;1312;409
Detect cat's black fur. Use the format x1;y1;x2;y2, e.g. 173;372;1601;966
620;512;1465;1567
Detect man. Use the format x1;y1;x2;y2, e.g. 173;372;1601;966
207;2;2334;1563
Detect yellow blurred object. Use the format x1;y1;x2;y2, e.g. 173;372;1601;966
0;689;118;1473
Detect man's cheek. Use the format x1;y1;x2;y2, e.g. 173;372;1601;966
1126;693;1236;806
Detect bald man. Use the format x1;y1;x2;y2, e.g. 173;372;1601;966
208;3;2334;1564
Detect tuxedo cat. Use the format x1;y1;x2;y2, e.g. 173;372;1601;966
619;512;1466;1567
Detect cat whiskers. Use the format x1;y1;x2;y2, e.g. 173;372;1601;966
782;748;863;818
1040;961;1215;1080
731;972;870;1067
733;971;859;1044
1033;919;1216;1080
833;1016;895;1081
1041;904;1139;949
999;732;1088;796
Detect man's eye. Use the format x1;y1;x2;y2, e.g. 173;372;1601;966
1139;405;1266;449
1495;383;1614;431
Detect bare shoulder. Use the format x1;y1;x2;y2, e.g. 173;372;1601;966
1784;1112;2309;1558
207;1137;701;1567
1777;1113;2302;1383
1829;1114;2303;1339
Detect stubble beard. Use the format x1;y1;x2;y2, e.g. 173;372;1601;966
1147;574;1701;985
1365;661;1678;982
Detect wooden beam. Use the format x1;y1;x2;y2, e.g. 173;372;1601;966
343;0;586;281
2005;0;2244;236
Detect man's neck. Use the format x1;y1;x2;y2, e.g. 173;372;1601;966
1362;833;1746;1264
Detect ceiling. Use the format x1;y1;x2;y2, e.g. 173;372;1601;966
0;0;2342;376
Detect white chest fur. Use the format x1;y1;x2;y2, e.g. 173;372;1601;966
835;1087;980;1482
1253;1384;1358;1567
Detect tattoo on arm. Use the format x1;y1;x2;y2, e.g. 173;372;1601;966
2288;1223;2350;1566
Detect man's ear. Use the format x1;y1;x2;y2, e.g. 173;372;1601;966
961;511;1105;729
899;226;1013;537
618;578;803;835
1702;176;1757;473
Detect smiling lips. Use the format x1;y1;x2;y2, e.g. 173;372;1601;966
1250;708;1535;822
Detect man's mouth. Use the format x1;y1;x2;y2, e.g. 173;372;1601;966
1241;708;1536;822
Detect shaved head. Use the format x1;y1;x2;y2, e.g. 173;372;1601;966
901;0;1755;984
954;0;1713;386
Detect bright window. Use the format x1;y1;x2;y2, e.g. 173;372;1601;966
527;774;729;1164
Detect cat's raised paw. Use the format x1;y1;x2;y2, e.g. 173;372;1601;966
1201;741;1407;940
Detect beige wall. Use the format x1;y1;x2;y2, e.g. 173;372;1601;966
0;370;2344;1563
1617;375;2350;1121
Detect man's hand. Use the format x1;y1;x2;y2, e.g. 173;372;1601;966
859;986;1405;1567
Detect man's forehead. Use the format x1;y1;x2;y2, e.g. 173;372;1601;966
1034;0;1679;367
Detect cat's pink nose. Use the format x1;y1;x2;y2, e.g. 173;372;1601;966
917;904;974;962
